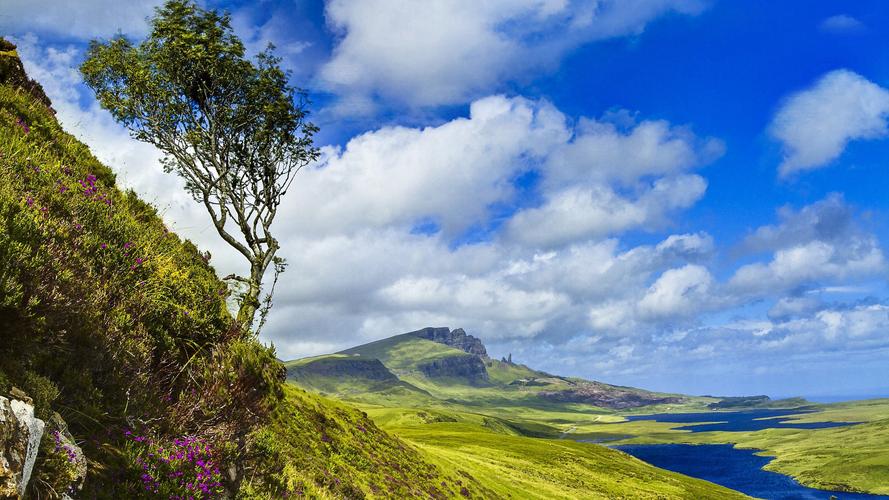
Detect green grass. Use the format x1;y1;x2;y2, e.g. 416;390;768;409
288;329;889;497
242;386;498;498
360;406;749;499
340;334;467;373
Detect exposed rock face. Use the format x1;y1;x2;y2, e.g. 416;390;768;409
538;382;684;410
417;355;489;385
289;357;398;382
1;396;46;497
409;327;489;358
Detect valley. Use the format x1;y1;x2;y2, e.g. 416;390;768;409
286;327;889;499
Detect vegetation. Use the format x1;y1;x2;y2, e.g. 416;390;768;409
371;410;749;499
0;43;484;498
288;333;752;497
80;0;319;328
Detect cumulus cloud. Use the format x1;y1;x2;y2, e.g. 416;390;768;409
319;0;706;109
730;195;886;296
504;175;707;247
286;96;569;237
770;69;889;176
638;264;714;320
1;0;162;39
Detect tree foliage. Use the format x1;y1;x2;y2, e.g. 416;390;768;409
81;0;319;328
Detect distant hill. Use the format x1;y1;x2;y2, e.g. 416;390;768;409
288;326;698;410
285;328;752;498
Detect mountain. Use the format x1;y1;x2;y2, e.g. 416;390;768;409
288;326;695;411
285;328;750;498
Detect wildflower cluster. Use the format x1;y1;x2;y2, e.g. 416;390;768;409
78;173;112;206
124;430;225;498
52;430;80;463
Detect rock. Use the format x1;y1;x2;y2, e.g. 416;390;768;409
417;355;489;385
409;327;489;358
1;395;46;497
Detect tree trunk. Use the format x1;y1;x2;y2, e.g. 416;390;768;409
236;262;263;329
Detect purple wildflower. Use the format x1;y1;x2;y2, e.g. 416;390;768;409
16;117;30;134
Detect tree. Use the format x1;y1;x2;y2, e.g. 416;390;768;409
81;0;319;330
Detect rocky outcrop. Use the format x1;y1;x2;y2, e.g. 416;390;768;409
417;355;489;385
409;327;489;358
289;357;398;382
538;382;684;410
1;395;45;497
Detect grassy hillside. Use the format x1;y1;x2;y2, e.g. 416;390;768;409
361;407;748;499
0;41;493;498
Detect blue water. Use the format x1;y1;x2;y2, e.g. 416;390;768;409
626;408;858;432
615;444;889;500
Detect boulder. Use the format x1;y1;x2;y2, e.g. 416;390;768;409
0;395;46;497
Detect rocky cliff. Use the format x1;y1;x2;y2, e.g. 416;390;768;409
409;327;489;358
417;354;490;385
0;393;85;498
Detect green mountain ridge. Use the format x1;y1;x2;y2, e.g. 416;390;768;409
287;326;710;411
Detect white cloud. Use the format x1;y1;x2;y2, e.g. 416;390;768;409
504;174;707;247
638;264;714;319
770;69;889;176
286;96;569;237
543;118;724;188
730;195;886;296
819;14;865;34
1;0;161;39
319;0;706;109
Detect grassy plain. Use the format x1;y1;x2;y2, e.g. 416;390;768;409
360;406;749;499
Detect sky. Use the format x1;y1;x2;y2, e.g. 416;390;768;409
4;0;889;399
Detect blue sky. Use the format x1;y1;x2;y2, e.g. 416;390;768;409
4;0;889;399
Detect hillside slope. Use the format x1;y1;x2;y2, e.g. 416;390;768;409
0;40;488;499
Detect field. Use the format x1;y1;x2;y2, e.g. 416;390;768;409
359;406;749;499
